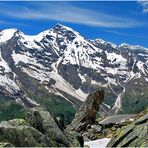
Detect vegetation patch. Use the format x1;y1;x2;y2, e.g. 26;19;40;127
0;99;26;122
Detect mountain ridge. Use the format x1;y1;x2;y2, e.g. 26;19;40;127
1;24;148;50
0;23;148;115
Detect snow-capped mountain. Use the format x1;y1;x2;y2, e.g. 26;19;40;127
0;24;148;114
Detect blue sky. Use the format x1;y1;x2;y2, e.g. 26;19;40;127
0;1;148;47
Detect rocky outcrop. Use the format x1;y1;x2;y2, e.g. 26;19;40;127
64;130;84;147
81;120;130;141
0;119;62;147
0;106;83;147
66;89;104;132
0;89;103;147
0;88;147;147
107;113;148;147
26;106;70;146
71;97;147;147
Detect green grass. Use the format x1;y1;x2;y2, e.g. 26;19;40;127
122;89;148;114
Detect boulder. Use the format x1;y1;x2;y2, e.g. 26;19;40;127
26;106;70;146
64;130;84;147
107;114;148;147
66;89;104;132
0;119;62;147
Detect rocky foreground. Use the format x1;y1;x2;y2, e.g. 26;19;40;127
0;89;147;147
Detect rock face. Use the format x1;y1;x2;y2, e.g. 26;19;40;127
0;107;83;147
107;114;148;147
66;89;104;132
55;115;65;131
0;119;61;147
64;130;84;147
26;106;70;146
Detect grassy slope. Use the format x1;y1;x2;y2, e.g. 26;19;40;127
122;88;148;114
0;99;26;121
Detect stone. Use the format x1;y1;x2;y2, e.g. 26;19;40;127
64;130;84;147
90;124;96;129
0;119;61;147
111;127;117;131
66;89;104;132
107;114;148;147
134;114;148;125
0;105;84;147
91;125;102;132
26;106;70;146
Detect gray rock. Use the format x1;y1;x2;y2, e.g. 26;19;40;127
0;105;84;147
64;130;84;147
107;114;148;147
0;119;61;147
134;114;148;125
90;124;102;133
26;106;70;146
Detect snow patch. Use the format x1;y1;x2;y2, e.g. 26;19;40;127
84;138;111;148
0;29;17;44
0;50;11;72
0;75;20;93
12;51;45;69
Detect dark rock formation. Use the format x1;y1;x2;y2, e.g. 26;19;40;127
55;115;65;131
66;89;104;132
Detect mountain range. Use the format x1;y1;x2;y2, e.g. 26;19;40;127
0;23;148;118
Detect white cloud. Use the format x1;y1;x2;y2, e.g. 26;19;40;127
0;20;16;25
138;0;148;13
104;29;147;39
0;2;143;28
0;19;29;27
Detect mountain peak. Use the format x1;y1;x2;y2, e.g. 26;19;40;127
1;28;21;34
94;38;117;48
54;23;72;30
119;43;148;52
0;28;20;44
53;23;80;35
0;24;148;117
54;23;65;27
